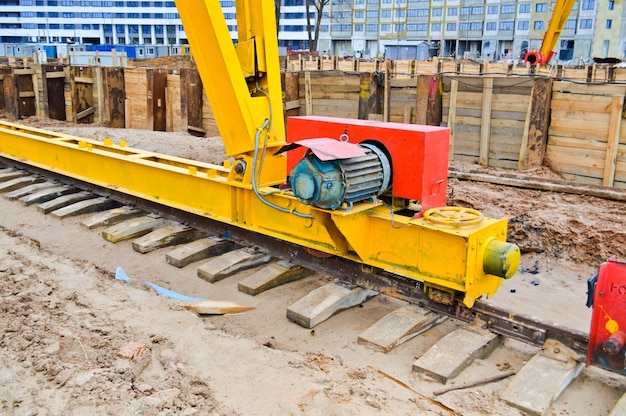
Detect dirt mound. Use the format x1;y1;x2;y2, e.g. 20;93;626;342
128;55;196;69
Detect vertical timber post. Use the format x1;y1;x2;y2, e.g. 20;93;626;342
283;71;300;118
383;58;391;122
358;72;382;120
479;77;493;167
416;74;442;126
518;77;553;170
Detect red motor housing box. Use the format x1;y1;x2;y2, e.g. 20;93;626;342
286;116;450;211
587;259;626;372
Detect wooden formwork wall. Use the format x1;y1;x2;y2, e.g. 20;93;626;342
388;78;418;123
298;70;361;119
442;76;541;170
124;67;170;131
166;72;182;132
545;82;626;188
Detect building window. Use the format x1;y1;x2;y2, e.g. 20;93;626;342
486;22;496;30
536;3;547;11
499;21;514;30
606;19;612;29
431;23;441;31
381;24;391;32
366;23;377;31
447;7;457;16
367;10;378;18
487;5;498;14
519;3;530;13
331;24;351;32
459;22;483;30
432;8;442;16
565;19;576;29
354;24;363;32
501;4;515;13
354;11;364;19
396;9;405;17
582;0;594;9
609;0;614;9
517;21;529;30
446;22;456;31
381;10;391;18
471;6;483;14
533;20;545;29
580;18;592;28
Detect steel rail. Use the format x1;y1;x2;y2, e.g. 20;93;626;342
1;156;590;359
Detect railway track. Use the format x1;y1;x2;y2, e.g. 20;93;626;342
0;158;624;415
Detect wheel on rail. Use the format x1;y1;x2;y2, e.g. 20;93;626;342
423;206;484;226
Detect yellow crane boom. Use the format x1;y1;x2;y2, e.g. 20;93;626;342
525;0;577;65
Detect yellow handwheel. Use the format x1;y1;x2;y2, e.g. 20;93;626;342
423;206;484;226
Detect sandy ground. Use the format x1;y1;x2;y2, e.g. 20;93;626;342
1;116;626;415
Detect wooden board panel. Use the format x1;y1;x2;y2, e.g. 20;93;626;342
103;67;125;128
202;88;219;137
549;117;610;137
3;74;18;121
70;66;93;124
181;68;204;136
549;125;612;142
124;68;148;130
43;64;66;121
551;108;611;124
552;81;626;96
166;73;181;132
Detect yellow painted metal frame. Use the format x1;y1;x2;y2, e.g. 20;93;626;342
0;0;519;308
175;0;286;186
0;122;516;307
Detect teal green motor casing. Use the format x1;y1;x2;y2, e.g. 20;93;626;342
289;143;392;210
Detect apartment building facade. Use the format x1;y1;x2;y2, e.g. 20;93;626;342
319;0;626;62
0;0;623;63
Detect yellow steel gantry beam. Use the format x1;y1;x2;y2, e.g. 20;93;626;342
0;122;518;307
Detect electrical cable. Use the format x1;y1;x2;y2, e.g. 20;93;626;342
250;84;313;219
